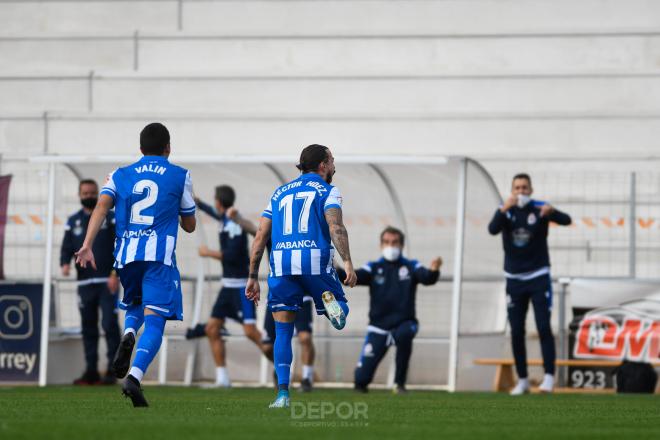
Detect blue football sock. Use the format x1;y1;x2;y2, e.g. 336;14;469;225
339;301;349;318
130;314;166;380
124;304;145;335
274;321;295;391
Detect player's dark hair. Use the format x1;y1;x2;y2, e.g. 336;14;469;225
140;122;170;155
512;173;532;186
380;226;405;247
215;185;236;209
296;144;330;173
78;179;98;192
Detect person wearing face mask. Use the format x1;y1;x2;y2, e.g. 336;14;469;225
337;226;442;394
488;173;572;395
60;179;120;385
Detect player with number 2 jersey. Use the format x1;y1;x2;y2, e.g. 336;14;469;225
75;123;196;407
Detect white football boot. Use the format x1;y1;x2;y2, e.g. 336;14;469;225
509;378;530;396
539;374;555;393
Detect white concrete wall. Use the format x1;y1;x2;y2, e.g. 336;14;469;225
5;114;657;159
0;0;658;161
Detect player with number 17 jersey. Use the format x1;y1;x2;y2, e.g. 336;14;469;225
262;172;347;314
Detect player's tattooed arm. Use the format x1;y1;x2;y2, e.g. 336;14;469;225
246;217;272;304
325;208;351;262
325;208;357;287
75;194;115;270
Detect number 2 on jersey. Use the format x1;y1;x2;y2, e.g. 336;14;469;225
279;191;315;235
130;179;159;225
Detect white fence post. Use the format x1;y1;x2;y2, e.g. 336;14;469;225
448;158;467;392
38;162;56;387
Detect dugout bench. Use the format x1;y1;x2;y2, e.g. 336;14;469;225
474;358;660;393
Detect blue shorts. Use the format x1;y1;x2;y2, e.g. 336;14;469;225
118;261;183;321
210;286;256;324
267;269;346;314
262;298;314;344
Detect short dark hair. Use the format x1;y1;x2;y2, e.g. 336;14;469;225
140;122;170;155
380;226;405;247
215;185;236;208
296;144;330;173
78;179;98;192
512;173;532;185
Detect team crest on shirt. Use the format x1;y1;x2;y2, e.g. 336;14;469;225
73;219;83;236
223;220;243;239
398;266;410;281
512;228;532;247
527;213;537;225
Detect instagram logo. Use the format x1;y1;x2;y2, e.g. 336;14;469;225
0;295;34;340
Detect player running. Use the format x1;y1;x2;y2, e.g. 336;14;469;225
75;122;196;407
246;144;357;408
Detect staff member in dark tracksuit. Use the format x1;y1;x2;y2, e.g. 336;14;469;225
60;179;120;385
488;173;571;395
337;226;442;394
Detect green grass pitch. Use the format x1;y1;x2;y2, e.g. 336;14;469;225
1;386;659;439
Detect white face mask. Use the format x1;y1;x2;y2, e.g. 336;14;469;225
382;246;401;262
517;194;531;208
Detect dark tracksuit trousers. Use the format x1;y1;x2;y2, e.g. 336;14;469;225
78;282;120;373
355;320;418;388
506;274;555;378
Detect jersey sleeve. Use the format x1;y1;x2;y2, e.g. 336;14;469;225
261;198;273;219
179;171;196;217
100;170;118;200
324;186;343;211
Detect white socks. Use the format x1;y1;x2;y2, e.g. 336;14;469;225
302;365;314;382
539;374;554;393
510;378;530;396
215;367;231;387
124;328;136;336
129;366;144;382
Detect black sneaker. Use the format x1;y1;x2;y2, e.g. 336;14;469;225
112;332;135;378
354;384;368;394
73;370;101;386
185;324;230;340
300;378;313;393
122;375;149;408
185;323;207;340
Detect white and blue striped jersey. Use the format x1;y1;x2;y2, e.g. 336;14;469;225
100;155;195;268
262;173;342;277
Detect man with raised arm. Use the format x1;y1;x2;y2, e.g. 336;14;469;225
245;144;357;408
488;173;571;395
75;122;196;407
